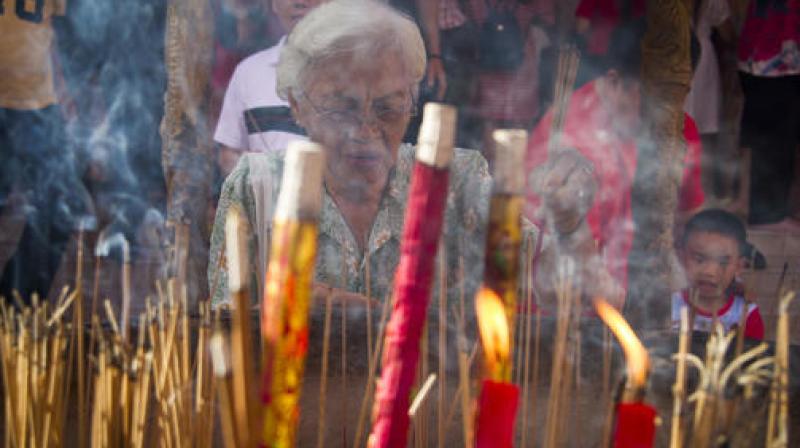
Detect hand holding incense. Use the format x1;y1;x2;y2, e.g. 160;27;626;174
260;141;325;447
369;103;455;448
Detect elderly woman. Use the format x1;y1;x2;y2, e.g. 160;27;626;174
208;0;619;312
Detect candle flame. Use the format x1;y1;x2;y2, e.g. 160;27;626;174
476;287;510;378
594;298;650;389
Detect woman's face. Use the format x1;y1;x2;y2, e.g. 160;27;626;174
291;49;414;195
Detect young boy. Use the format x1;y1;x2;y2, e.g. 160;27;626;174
672;209;764;339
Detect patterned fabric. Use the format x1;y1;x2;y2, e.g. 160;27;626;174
209;143;542;307
737;0;800;77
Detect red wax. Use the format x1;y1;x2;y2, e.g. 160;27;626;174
475;380;520;448
369;163;450;448
613;402;657;448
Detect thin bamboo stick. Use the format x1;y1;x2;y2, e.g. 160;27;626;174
670;306;690;448
456;254;473;448
352;289;393;448
317;291;333;448
210;332;239;448
437;244;446;448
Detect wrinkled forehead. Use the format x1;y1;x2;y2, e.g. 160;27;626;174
302;48;414;100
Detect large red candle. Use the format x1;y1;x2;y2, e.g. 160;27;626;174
475;380;520;448
473;130;527;447
594;299;657;448
259;142;325;447
613;402;658;448
368;104;456;448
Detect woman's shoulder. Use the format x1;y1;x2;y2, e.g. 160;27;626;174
224;151;286;185
452;148;490;180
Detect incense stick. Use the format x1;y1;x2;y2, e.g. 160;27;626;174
456;253;474;447
408;373;438;418
317;290;333;448
520;233;534;448
670;306;689;448
437;244;446;448
352;289;393;448
225;204;256;447
211;332;239;448
370;103;456;448
548;45;581;154
121;237;131;342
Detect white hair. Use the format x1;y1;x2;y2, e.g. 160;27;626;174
276;0;426;100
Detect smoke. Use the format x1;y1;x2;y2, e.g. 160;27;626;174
55;0;168;213
94;230;128;259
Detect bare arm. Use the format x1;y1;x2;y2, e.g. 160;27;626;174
417;0;447;100
217;145;245;178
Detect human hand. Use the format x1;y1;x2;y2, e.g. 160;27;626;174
532;149;596;235
218;146;243;178
425;57;447;101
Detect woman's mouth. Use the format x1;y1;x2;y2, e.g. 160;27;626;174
345;152;382;168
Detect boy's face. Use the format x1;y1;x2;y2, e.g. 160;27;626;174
681;231;744;302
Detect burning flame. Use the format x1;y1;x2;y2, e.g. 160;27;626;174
594;298;650;389
476;287;510;380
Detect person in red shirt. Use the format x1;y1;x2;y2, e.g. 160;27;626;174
526;23;705;302
672;209;765;340
574;0;645;57
737;0;800;228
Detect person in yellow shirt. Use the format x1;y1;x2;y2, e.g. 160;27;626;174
0;0;91;301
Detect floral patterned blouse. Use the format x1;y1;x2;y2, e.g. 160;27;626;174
208;143;541;310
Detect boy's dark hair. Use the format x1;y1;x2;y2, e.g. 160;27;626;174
605;18;646;80
682;209;747;256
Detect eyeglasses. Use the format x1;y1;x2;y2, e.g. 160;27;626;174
299;88;417;129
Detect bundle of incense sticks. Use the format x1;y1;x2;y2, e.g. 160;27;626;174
0;291;73;448
259;141;325;447
548;44;580;153
543;258;580;448
670;312;780;447
119;281;215;448
225;204;258;447
367;103;455;448
766;291;795;447
474;130;527;448
88;314;153;448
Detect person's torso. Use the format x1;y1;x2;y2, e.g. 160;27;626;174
241;144;494;304
232;41;306;152
670;290;756;333
737;0;800;76
0;0;63;109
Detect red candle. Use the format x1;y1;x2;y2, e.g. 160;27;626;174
594;299;657;448
475;380;520;448
613;402;658;448
369;104;456;448
473;130;527;448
